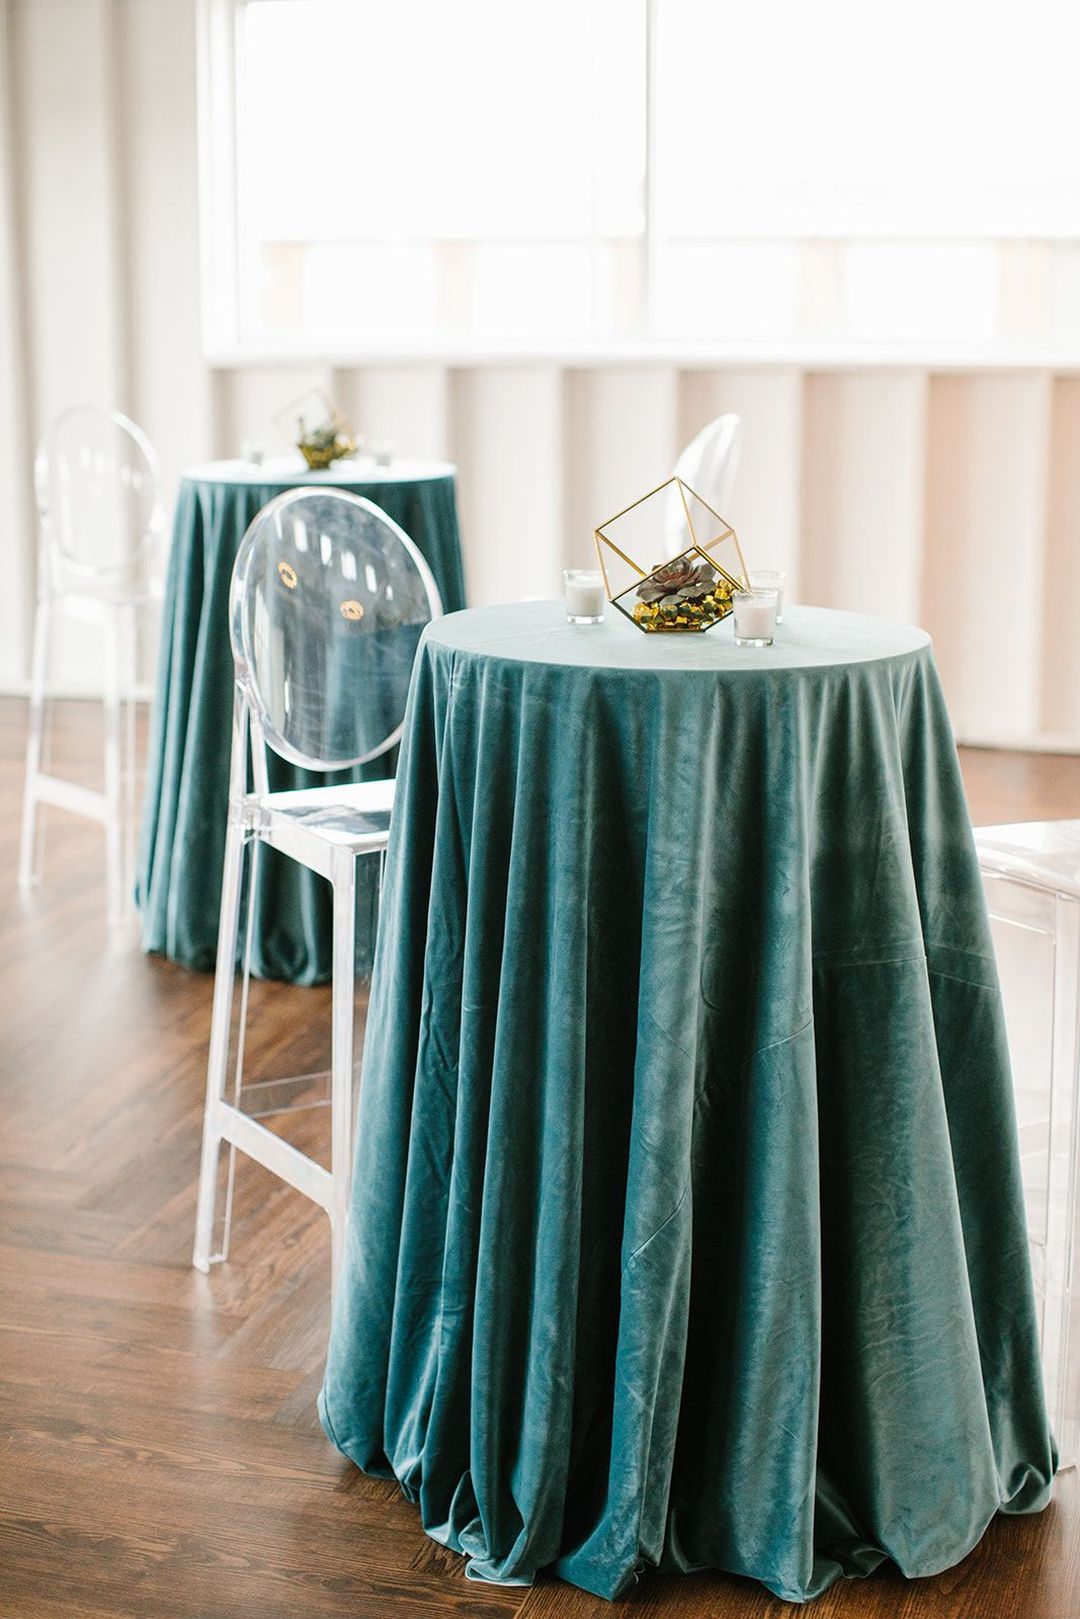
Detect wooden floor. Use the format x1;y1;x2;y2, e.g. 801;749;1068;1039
2;695;1079;1619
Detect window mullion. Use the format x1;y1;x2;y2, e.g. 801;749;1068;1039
643;0;659;338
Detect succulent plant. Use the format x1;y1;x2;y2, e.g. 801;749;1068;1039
297;414;357;470
636;556;716;607
299;419;339;452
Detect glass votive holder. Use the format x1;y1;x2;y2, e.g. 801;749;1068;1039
564;569;605;624
370;439;397;468
750;569;786;622
732;587;778;647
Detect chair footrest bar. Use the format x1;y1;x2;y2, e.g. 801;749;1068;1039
238;1066;361;1118
217;1103;334;1212
31;774;108;823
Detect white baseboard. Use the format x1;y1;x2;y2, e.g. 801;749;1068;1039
955;729;1080;756
0;681;156;703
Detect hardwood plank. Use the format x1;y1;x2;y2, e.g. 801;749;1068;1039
959;746;1080;827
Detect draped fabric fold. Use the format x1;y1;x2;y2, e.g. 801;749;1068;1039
135;468;466;984
319;603;1054;1602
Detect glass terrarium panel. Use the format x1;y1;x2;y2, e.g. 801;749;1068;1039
597;480;685;582
682;483;747;586
594;476;747;620
592;529;649;603
272;388;359;469
612;545;737;632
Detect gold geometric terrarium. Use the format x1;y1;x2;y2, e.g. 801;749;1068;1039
273;387;359;471
594;476;748;632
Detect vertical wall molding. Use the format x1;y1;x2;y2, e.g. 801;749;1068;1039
118;0;214;500
98;0;132;410
449;366;565;602
923;372;1052;744
802;370;928;624
678;367;803;593
0;0;34;686
1039;377;1080;740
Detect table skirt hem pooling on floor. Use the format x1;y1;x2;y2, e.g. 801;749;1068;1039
318;1387;1054;1603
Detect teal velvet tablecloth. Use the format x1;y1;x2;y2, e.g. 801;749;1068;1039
319;601;1054;1602
135;460;465;983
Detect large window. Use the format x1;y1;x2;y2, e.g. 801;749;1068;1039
199;0;1080;356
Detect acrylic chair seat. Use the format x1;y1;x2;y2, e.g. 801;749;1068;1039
976;819;1080;897
192;487;442;1304
258;779;396;859
974;816;1080;1467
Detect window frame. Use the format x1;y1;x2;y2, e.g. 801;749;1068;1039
197;0;1080;368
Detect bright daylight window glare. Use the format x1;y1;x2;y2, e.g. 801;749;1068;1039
234;0;644;345
219;0;1080;354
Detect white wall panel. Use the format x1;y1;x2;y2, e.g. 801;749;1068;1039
678;368;802;594
562;367;678;573
448;367;563;604
1041;378;1080;738
333;367;449;463
13;0;124;423
923;374;1051;744
215;365;335;460
0;0;33;687
802;372;927;623
11;0;127;689
118;0;211;502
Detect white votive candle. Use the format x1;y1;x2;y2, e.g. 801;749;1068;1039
750;569;786;623
732;588;778;647
564;569;605;624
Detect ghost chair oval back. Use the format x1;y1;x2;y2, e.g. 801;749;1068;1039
674;412;743;514
19;405;166;922
192;488;442;1298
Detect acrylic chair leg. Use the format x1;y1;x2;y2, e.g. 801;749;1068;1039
121;603;139;912
329;850;357;1303
35;683;54;880
18;597;52;890
213;832;263;1266
193;818;248;1273
102;606;125;923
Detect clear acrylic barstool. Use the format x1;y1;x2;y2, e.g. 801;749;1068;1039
192;488;442;1298
975;820;1080;1466
19;406;165;922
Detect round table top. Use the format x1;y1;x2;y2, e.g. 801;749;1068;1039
425;599;930;674
181;455;456;487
